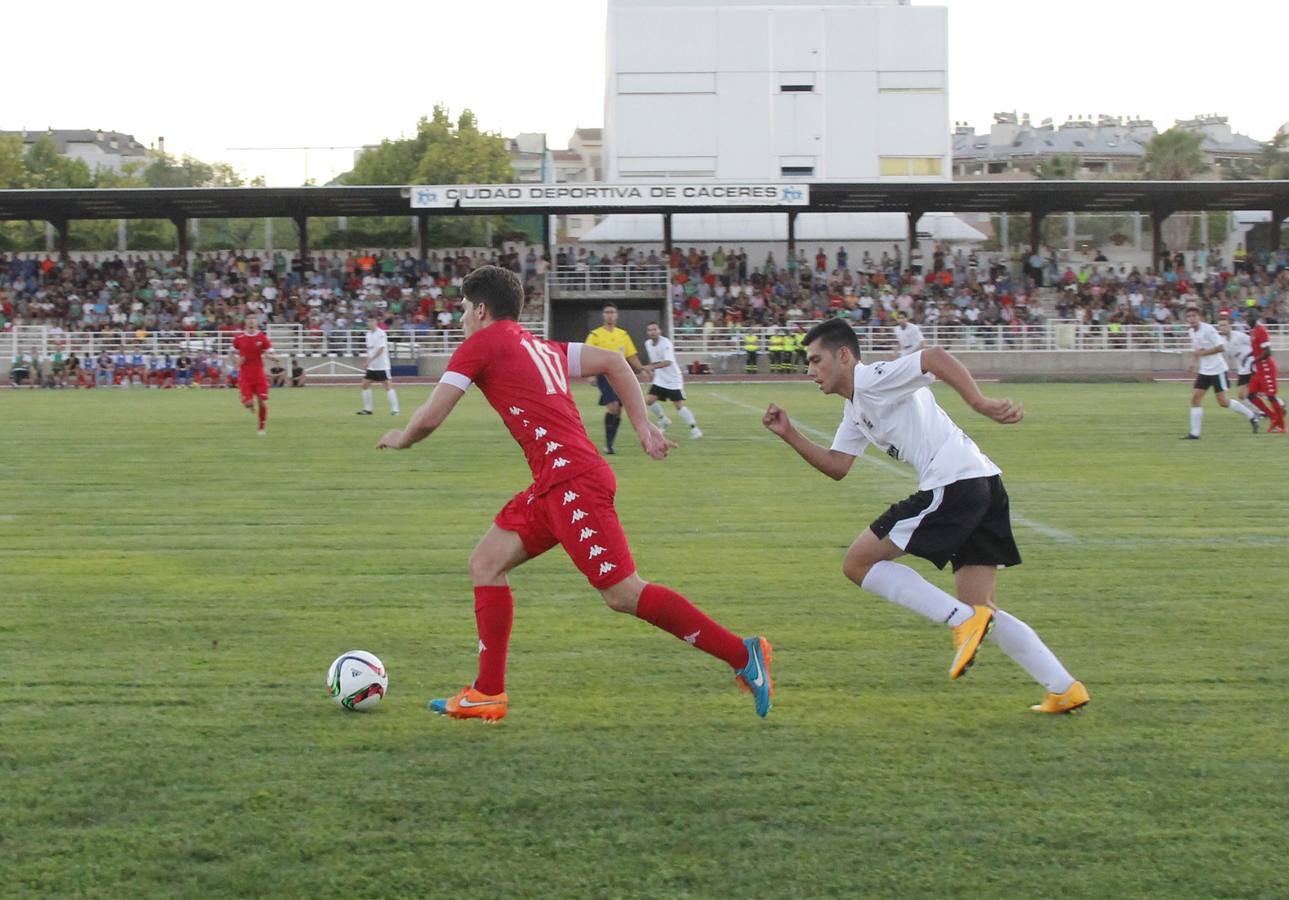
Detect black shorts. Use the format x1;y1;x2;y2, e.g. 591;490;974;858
596;373;620;406
647;385;686;403
1237;372;1252;387
1193;372;1229;392
869;475;1022;572
364;370;390;383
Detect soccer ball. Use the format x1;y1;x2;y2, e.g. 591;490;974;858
326;650;388;711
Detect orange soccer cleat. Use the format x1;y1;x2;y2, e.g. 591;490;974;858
428;685;509;722
949;606;994;680
1030;681;1091;714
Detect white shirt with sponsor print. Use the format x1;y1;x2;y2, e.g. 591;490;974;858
895;323;925;356
1189;322;1228;376
365;327;391;373
829;352;1001;491
644;335;683;391
1224;328;1254;375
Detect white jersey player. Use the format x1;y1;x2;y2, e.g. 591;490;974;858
357;316;400;416
643;322;702;439
1182;306;1257;439
762;317;1089;714
893;310;926;358
1217;313;1255;399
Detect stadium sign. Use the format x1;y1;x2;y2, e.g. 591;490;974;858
409;182;809;209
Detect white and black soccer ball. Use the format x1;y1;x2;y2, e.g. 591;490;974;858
326;650;388;711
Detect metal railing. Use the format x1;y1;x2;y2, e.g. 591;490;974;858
546;264;670;297
5;321;1286;362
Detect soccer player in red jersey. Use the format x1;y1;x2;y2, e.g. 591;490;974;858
1246;310;1285;433
377;266;772;722
231;314;280;436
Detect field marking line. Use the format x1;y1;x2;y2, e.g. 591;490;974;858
709;389;1078;544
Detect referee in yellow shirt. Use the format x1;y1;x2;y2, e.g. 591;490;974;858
585;304;645;454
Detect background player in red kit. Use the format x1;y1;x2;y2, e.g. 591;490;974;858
231;314;280;435
1246;311;1285;433
377;266;772;722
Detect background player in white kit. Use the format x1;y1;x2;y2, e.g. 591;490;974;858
893;311;926;358
356;316;401;416
643;322;702;439
1183;306;1257;439
1217;310;1258;412
763;317;1089;714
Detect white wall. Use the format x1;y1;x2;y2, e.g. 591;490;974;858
605;0;948;182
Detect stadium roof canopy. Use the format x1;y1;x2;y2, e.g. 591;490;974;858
1;181;1287;222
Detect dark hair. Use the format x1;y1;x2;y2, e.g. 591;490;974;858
1185;305;1200;315
803;318;860;358
462;265;524;320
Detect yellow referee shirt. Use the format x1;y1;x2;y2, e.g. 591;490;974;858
585;326;639;359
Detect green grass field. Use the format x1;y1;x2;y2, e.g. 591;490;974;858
2;380;1286;898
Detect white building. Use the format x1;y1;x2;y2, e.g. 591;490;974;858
604;0;948;182
2;129;149;173
507;128;604;240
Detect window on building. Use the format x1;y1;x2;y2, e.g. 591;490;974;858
880;157;943;177
781;165;815;176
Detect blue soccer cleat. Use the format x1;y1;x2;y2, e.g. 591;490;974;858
734;636;774;718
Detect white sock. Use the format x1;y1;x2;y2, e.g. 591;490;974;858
1227;399;1255;420
861;560;975;626
387;388;399;414
987;610;1076;693
362;388;373;412
679;406;697;427
1189;406;1202;436
649;401;665;421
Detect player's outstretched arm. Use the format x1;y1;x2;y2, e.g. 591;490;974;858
377;382;465;450
762;403;855;480
919;347;1023;425
581;346;676;459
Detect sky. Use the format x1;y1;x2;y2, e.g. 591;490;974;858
7;0;1285;187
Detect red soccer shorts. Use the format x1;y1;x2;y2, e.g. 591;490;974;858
239;369;269;403
494;465;636;589
1249;359;1279;397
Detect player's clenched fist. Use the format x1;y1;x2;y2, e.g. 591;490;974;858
762;403;792;437
377;430;405;450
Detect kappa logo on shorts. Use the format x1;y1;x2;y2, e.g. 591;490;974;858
578;527;597;541
588;544;606;559
545;441;562;454
570;509;587;523
535;426;548;439
562;490;579;505
598;562;617;576
553;458;570;468
508;406;524;416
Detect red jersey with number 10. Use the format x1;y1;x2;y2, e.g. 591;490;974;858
232;331;273;374
443;320;607;491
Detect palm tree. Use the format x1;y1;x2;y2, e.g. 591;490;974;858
1140;128;1207;180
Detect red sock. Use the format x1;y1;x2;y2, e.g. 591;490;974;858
1272;398;1287;430
635;583;749;669
257;400;267;428
472;585;513;695
1248;395;1274;418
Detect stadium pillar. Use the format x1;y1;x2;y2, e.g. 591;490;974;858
1270;207;1285;252
50;219;69;260
906;210;921;250
787;210;797;266
541;213;551;264
417;213;429;264
1028;211;1045;255
172;217;188;259
662;212;673;258
1151;210;1168;270
294;215;310;262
